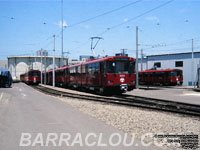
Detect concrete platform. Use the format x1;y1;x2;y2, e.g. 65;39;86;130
127;86;200;105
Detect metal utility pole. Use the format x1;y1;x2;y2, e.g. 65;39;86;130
34;53;36;70
136;26;139;89
53;35;56;88
90;37;103;57
44;53;46;85
14;57;16;77
120;49;127;56
61;0;64;67
192;38;194;86
40;48;43;84
141;48;143;71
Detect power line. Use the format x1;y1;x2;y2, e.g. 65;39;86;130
39;0;142;51
153;46;200;51
142;37;200;50
137;47;200;54
97;0;175;36
66;0;142;28
69;0;175;53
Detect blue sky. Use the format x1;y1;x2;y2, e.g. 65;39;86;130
0;0;200;60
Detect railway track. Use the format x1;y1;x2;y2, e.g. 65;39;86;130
31;85;200;117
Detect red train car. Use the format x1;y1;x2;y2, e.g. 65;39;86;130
55;66;69;86
46;69;53;85
20;69;41;85
46;56;136;94
139;69;183;86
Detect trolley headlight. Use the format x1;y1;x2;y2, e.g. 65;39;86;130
108;81;113;84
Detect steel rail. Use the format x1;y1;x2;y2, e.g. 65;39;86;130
31;85;200;117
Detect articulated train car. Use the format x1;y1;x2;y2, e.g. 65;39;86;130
20;70;41;85
139;69;183;86
197;68;200;88
46;56;136;94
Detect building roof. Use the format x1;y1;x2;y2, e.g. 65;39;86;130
7;56;68;59
147;51;200;57
146;51;200;61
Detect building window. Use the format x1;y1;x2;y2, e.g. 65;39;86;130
154;62;161;68
175;61;183;67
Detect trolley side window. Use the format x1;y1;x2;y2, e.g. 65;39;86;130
69;67;76;74
82;65;86;73
170;70;182;77
88;64;92;74
129;61;135;73
87;63;99;75
95;63;99;74
77;66;81;73
107;62;115;73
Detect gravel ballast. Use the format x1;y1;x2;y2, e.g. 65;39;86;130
59;97;200;149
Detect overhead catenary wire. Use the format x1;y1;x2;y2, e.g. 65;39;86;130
96;0;175;37
38;0;175;56
152;46;200;52
67;0;142;28
69;0;175;53
39;0;142;51
142;37;200;51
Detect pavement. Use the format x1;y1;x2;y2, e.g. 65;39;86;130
0;83;160;150
127;85;200;105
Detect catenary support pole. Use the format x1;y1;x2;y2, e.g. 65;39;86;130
192;38;194;86
136;26;139;89
53;35;55;88
40;48;43;84
141;48;143;71
61;0;64;66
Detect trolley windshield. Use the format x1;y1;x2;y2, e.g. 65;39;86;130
29;71;40;77
107;61;135;74
170;70;182;77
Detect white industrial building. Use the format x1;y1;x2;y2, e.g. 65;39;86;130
8;56;68;80
138;52;200;86
0;60;7;69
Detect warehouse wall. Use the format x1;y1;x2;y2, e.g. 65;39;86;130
8;57;67;80
137;53;200;86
